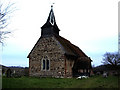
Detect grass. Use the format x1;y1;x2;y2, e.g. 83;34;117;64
2;75;119;88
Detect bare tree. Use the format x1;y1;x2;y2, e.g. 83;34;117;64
102;52;120;69
0;1;15;45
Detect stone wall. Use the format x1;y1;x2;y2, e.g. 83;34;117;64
29;36;69;78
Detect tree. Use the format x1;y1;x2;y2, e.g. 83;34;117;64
0;0;15;45
102;52;120;69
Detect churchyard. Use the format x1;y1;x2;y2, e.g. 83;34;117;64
2;75;119;88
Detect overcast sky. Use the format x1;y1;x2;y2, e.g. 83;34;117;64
1;0;119;67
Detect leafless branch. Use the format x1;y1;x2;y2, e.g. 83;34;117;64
0;0;15;44
102;52;120;69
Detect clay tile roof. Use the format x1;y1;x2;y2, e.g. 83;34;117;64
54;35;88;57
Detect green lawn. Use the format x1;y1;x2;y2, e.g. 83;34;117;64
2;75;119;88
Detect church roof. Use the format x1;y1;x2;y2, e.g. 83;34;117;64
54;35;88;57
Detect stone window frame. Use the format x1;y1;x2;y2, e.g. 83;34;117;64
41;55;50;71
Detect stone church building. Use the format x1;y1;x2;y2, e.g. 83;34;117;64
27;6;92;78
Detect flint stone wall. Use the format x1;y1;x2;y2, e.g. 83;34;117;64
29;36;74;78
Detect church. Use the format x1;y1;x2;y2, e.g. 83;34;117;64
27;5;92;78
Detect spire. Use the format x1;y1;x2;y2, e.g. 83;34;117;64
48;5;55;26
41;5;60;37
41;4;59;29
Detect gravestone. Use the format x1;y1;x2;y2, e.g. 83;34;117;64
6;68;12;77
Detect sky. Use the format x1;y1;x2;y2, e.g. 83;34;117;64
1;0;119;67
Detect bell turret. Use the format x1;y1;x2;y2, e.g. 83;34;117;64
41;5;60;37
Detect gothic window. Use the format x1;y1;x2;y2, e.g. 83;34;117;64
42;56;50;71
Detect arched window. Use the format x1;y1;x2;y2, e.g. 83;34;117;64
41;56;50;71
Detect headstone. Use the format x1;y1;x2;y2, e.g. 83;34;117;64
103;72;107;78
6;68;12;78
